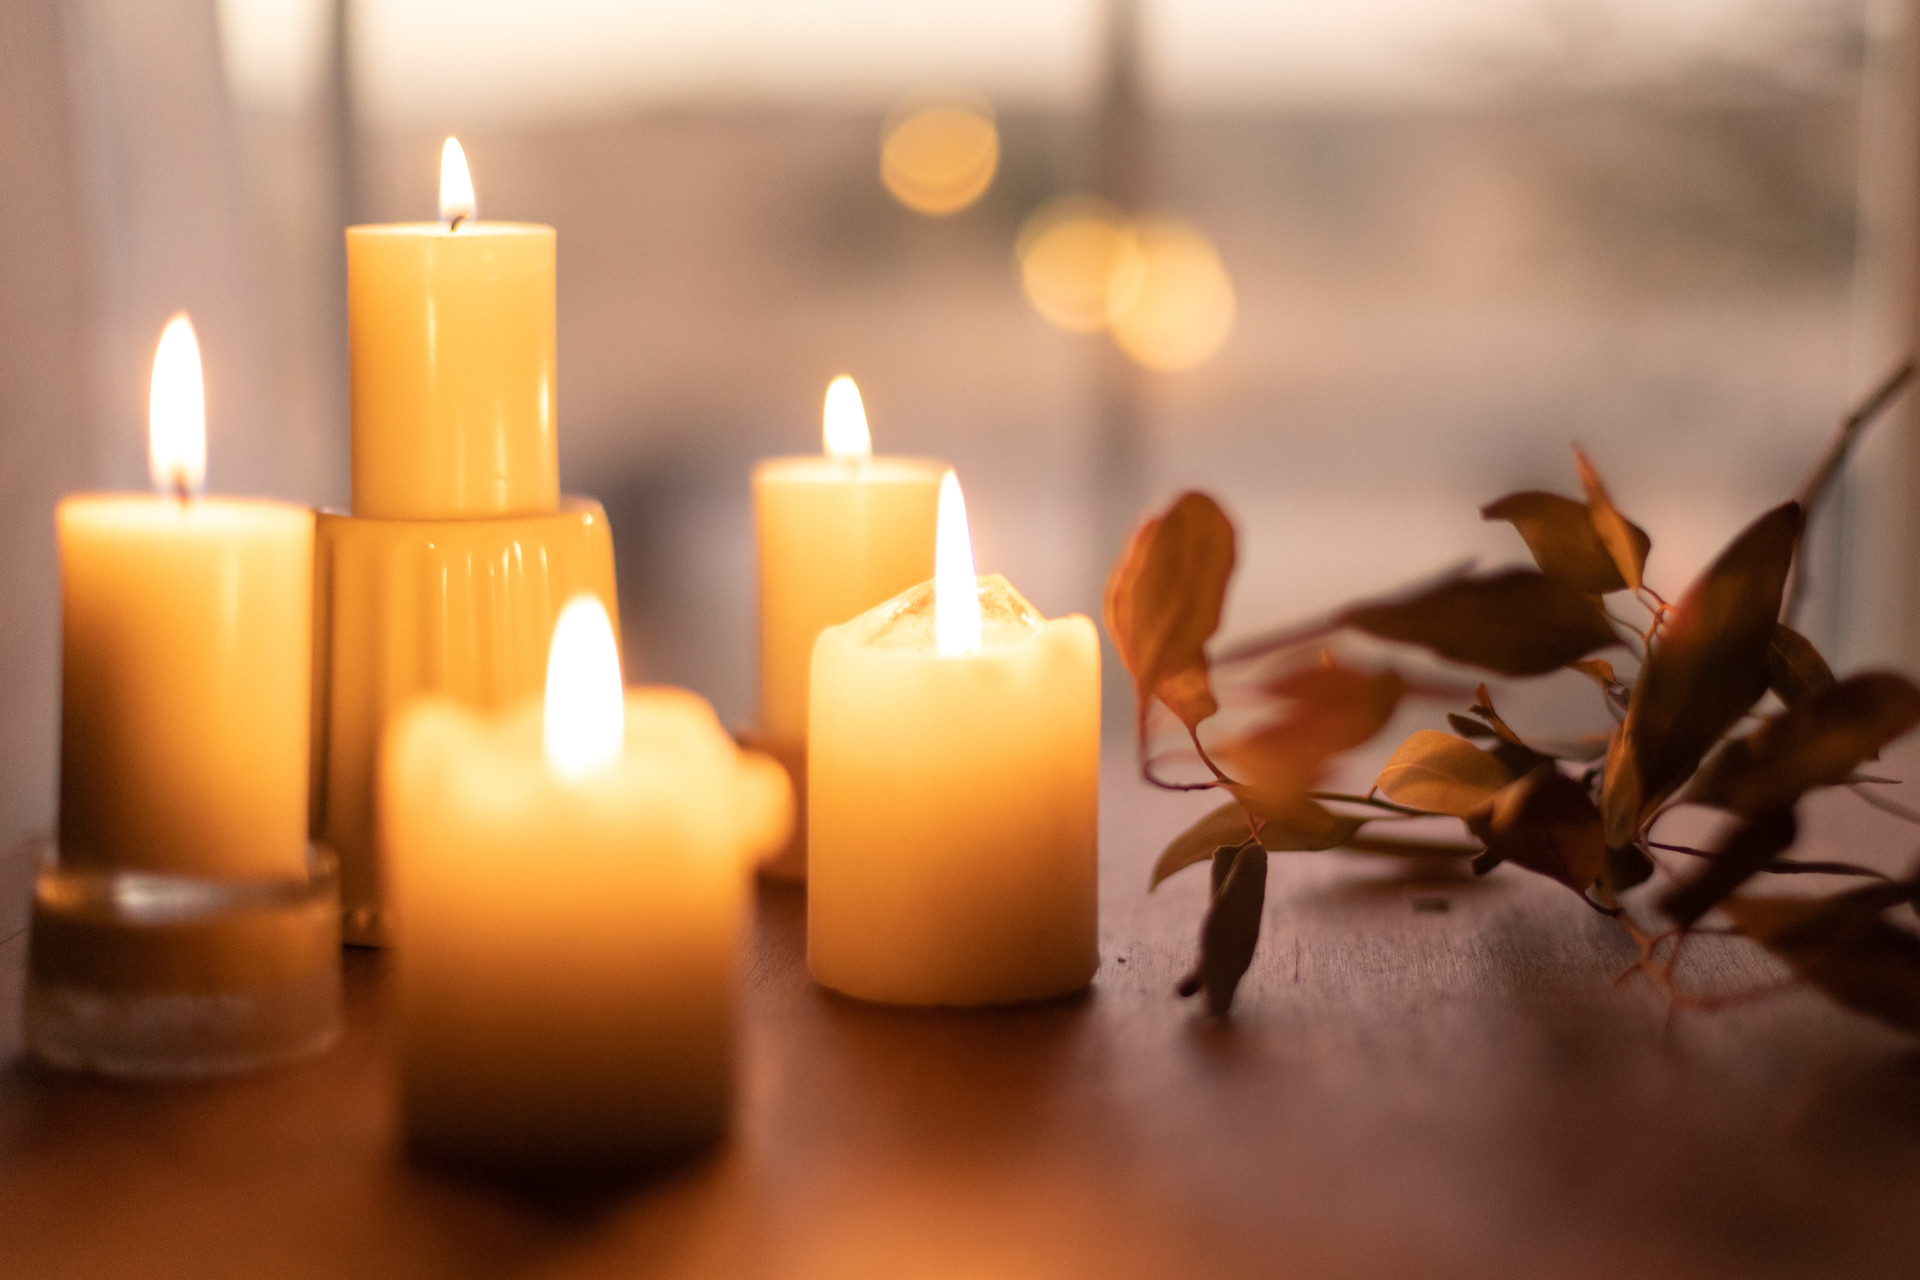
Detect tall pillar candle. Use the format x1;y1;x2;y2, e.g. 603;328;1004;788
384;599;790;1170
346;138;557;520
807;473;1099;1006
319;138;620;944
57;315;313;881
751;376;943;878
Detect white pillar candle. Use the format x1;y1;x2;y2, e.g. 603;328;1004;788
807;472;1100;1006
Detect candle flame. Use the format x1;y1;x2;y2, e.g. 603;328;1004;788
148;313;205;497
822;375;871;460
934;470;981;657
439;137;476;226
544;595;624;778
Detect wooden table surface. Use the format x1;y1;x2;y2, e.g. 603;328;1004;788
4;753;1920;1280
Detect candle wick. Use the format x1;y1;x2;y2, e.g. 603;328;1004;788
447;213;467;232
172;472;191;505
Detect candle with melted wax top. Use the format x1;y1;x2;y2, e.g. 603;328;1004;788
384;597;791;1169
807;472;1099;1006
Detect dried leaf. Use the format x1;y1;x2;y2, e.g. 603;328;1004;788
1569;657;1620;688
1467;767;1608;895
1603;842;1655;893
1683;673;1920;816
1724;885;1920;1033
1249;798;1369;854
1659;807;1799;929
1481;491;1636;593
1573;447;1652;593
1175;840;1269;1015
1216;664;1405;814
1462;686;1560;774
1621;502;1802;817
1339;570;1622;677
1469;684;1525;746
1151;801;1255;889
1531;732;1614;763
1600;726;1640;847
1766;623;1837;709
1103;492;1236;731
1374;730;1513;817
1448;712;1498;740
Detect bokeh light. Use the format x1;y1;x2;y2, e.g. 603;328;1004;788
1015;198;1140;335
880;101;999;216
1017;200;1235;370
1106;218;1236;373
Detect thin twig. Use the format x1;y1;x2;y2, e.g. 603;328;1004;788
1187;721;1236;788
1310;791;1430;817
1786;358;1916;624
1337;835;1482;858
1850;783;1920;826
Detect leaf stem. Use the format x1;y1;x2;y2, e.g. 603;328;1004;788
1309;791;1429;817
1849;783;1920;826
1336;835;1482;857
1787;358;1917;624
1186;720;1237;788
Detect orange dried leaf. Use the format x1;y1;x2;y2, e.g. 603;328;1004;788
1151;801;1255;889
1103;492;1236;732
1481;490;1635;594
1338;570;1620;676
1468;768;1608;895
1175;840;1269;1015
1621;502;1801;815
1659;807;1799;929
1374;731;1512;817
1766;623;1836;709
1216;664;1405;813
1573;447;1652;593
1683;673;1920;816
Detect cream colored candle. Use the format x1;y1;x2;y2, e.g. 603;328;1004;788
57;315;313;881
808;472;1099;1006
751;376;943;877
383;597;790;1170
346;138;557;520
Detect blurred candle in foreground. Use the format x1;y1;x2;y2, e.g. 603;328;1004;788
807;472;1099;1006
346;136;558;519
750;376;944;879
383;596;791;1170
57;314;314;879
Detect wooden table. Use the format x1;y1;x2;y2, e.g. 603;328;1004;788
4;754;1920;1279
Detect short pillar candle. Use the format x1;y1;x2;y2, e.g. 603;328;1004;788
383;598;791;1170
807;473;1099;1006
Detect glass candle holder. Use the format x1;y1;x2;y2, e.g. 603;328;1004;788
21;840;343;1078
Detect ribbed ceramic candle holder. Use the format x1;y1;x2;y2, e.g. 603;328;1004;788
310;498;619;946
23;839;343;1078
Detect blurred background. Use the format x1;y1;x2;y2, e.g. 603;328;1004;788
4;0;1918;843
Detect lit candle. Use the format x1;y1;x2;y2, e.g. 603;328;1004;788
383;596;791;1169
346;137;558;520
807;472;1100;1006
751;376;944;878
55;316;314;880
